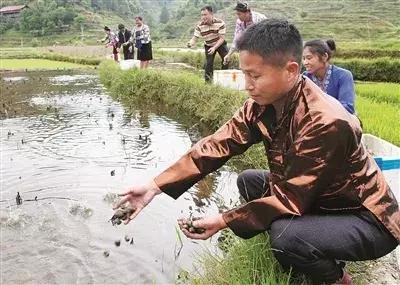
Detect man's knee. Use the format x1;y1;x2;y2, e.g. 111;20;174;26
236;169;255;197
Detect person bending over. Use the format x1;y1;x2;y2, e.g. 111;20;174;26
114;19;399;285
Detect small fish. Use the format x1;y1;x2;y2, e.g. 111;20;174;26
110;206;136;226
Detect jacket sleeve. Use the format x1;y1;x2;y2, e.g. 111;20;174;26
223;118;351;239
230;20;242;52
142;25;151;42
155;100;262;199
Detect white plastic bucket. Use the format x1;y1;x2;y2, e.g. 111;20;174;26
362;133;400;202
214;70;245;90
362;133;400;269
119;59;140;70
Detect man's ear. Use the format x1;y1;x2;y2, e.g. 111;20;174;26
286;61;300;81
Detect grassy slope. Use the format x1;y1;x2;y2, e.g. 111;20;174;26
172;0;400;47
1;0;399;48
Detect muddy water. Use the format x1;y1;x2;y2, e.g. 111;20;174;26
0;71;239;284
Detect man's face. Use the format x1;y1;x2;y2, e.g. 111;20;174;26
239;51;298;106
200;9;213;24
236;11;249;22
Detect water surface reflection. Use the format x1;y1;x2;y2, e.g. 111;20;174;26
0;70;239;284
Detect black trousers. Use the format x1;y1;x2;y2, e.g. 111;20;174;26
204;41;229;82
237;169;398;284
122;44;134;60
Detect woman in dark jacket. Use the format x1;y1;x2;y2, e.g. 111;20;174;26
117;24;134;60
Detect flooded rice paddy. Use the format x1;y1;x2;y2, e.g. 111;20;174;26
0;70;239;284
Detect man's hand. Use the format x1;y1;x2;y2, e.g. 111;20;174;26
113;180;161;224
178;214;227;240
223;54;231;65
207;46;216;55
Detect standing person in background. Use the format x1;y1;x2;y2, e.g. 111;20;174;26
303;39;356;114
100;26;119;62
223;1;266;65
117;24;134;60
130;16;153;69
187;5;229;82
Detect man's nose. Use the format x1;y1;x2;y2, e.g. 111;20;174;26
244;75;254;91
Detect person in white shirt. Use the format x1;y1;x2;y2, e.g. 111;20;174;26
223;1;266;65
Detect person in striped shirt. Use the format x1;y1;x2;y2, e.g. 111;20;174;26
187;5;229;82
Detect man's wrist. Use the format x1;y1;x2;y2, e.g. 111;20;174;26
148;179;162;195
218;214;227;230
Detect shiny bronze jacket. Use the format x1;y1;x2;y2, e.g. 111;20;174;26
154;76;400;241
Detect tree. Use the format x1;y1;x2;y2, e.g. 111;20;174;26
159;5;169;24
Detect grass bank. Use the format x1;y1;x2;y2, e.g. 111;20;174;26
0;59;90;70
100;60;399;146
0;47;101;68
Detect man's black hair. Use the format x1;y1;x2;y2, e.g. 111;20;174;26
104;26;111;31
236;19;303;67
201;5;213;13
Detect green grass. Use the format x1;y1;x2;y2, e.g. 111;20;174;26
187;232;299;285
356;96;400;146
0;59;89;70
0;47;101;67
356;82;400;105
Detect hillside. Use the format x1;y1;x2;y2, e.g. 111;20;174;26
0;0;399;47
171;0;400;45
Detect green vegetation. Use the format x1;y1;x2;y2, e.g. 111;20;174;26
0;47;101;68
1;0;399;48
187;233;296;285
334;58;400;83
356;97;400;146
155;50;400;83
0;59;89;70
356;82;400;105
172;0;400;44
